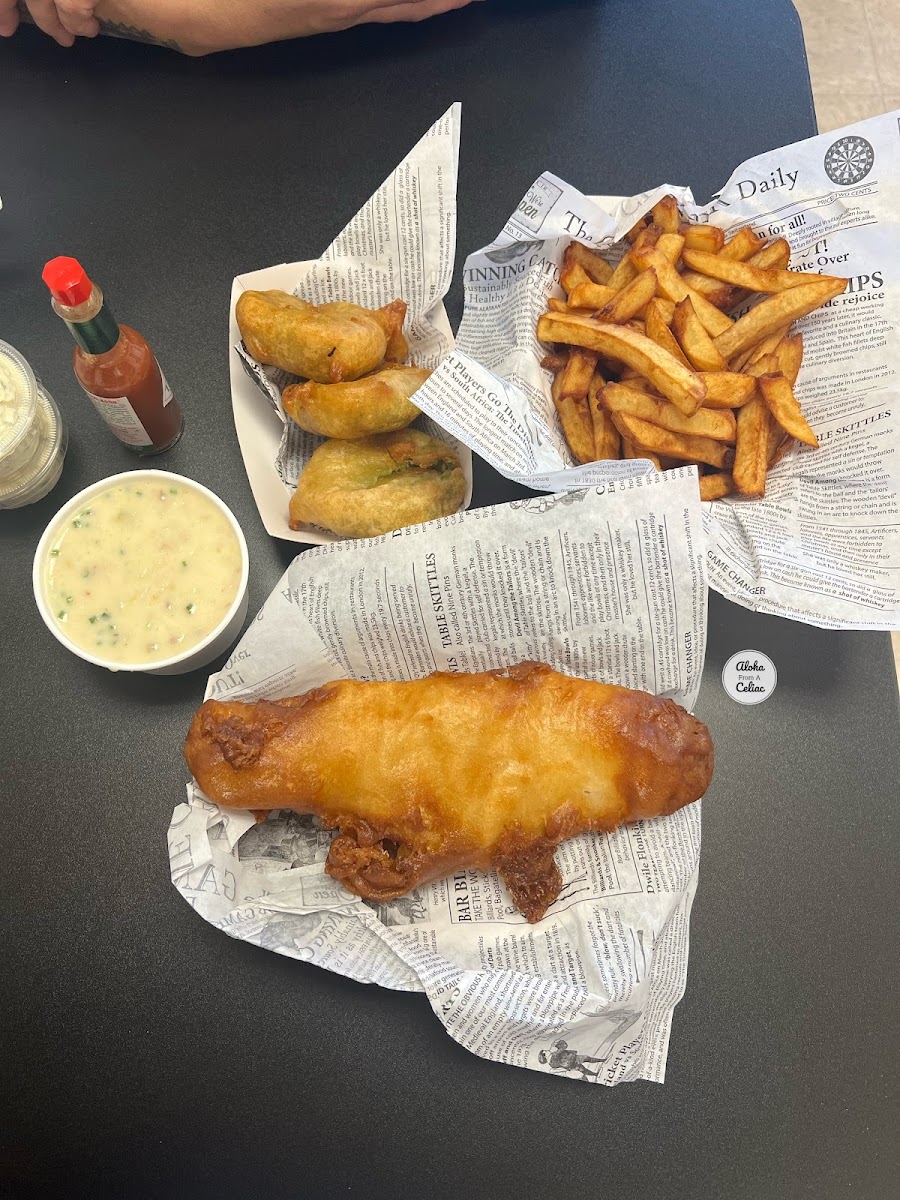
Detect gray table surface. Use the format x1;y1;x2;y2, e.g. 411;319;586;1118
1;2;898;1197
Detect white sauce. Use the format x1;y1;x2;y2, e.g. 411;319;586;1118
45;480;242;665
0;350;32;453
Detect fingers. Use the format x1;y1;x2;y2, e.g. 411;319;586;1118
55;0;98;37
0;0;21;37
24;0;75;44
364;0;476;22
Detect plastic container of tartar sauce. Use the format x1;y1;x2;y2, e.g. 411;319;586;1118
0;340;67;509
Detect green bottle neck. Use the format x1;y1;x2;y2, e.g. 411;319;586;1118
65;303;121;355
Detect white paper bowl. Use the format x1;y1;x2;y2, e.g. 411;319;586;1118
32;470;249;676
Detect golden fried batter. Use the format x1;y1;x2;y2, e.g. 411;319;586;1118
184;663;713;922
289;428;465;538
236;290;405;383
283;364;430;439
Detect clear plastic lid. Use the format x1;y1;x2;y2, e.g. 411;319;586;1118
0;340;39;465
0;382;67;509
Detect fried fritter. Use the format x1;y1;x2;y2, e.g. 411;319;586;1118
236;290;407;383
289;428;465;538
283;364;430;439
184;662;714;922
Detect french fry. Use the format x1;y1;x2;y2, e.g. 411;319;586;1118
536;313;707;413
610;412;734;468
622;438;662;469
651;296;676;324
730;324;791;373
546;297;569;314
773;332;803;385
681;223;726;254
551;356;595;464
565;241;614;284
625;216;649;244
697;372;757;408
758;373;818;447
606;254;639;292
677;271;735;309
742;352;780;379
713;276;848;359
560;260;592;294
699;472;734;501
540;351;568;372
559;347;599;401
681;248;838;295
601;382;736;442
749;238;791;272
769;431;793;467
645;299;692;370
629;246;734;336
596;269;658;324
682;239;794;311
656;233;685;265
732;395;769;496
587;373;620;460
719;226;766;261
568;281;618;309
632;223;663;253
671;297;729;372
652;195;681;234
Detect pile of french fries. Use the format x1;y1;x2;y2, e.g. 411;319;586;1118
537;195;848;499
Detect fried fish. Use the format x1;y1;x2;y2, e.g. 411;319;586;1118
184;662;713;922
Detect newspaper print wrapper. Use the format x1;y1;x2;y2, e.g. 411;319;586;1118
169;469;708;1086
228;103;472;546
412;112;900;629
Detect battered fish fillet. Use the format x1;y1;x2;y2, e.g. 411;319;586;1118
184;662;713;922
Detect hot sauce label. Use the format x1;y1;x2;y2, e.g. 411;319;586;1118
159;364;174;408
80;386;153;447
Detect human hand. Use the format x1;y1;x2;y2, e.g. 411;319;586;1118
0;0;98;46
0;0;477;54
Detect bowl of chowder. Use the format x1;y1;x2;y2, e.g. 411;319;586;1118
33;470;249;675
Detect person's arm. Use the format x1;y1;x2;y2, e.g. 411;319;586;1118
5;0;476;55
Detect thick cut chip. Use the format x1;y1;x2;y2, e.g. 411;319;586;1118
672;297;729;372
713;277;848;359
732;395;770;496
697;372;757;408
537;313;707;413
629;246;734;337
758;373;818;447
610;412;734;468
601;383;736;441
681;248;838;295
681;223;726;254
587;373;620;460
699;472;734;501
595;269;658;324
564;241;614;284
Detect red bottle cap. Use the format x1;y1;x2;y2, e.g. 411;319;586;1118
42;257;94;307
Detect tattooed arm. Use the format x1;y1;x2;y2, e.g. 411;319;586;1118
5;0;476;55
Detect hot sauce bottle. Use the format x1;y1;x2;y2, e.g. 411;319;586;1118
42;256;183;455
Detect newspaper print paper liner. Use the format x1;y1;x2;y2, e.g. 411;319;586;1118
170;470;709;1086
229;103;472;546
411;112;900;630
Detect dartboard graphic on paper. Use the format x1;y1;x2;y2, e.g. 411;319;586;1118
823;135;875;186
